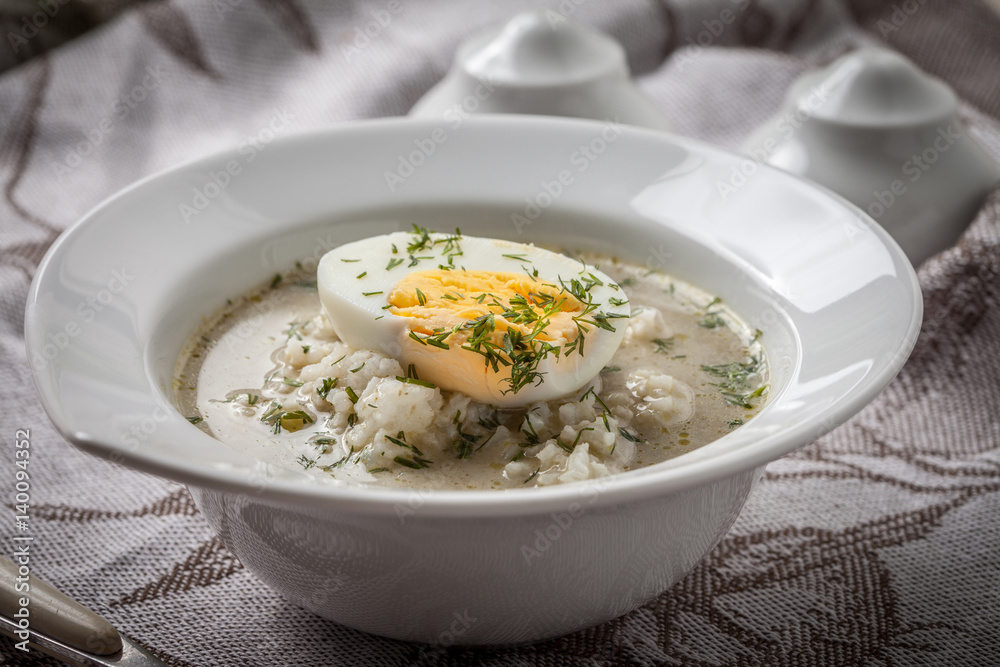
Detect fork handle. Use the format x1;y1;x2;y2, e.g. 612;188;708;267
0;555;122;655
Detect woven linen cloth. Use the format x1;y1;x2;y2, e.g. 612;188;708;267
2;0;999;665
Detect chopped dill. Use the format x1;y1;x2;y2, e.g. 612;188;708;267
260;402;313;434
520;415;540;446
721;385;767;409
572;428;594;447
454;428;478;459
394;455;432;470
409;329;452;350
701;356;767;409
407;225;433;253
396;376;436;388
652;337;675;354
698;297;725;328
322;445;372;471
280;410;313;429
408;254;433;267
579;386;611;413
308;433;336;454
386;431;423;455
260;401;282;430
318;377;337;399
284;321;304;341
322;447;354;470
698;313;727;329
618;427;642;443
477;409;501;430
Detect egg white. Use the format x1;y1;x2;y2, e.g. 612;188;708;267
317;229;629;406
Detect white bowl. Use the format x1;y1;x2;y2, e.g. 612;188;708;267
25;116;921;645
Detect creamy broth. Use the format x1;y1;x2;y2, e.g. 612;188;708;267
174;252;767;490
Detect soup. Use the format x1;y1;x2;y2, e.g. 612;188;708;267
174;234;767;490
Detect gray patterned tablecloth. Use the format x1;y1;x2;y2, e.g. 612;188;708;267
1;1;999;665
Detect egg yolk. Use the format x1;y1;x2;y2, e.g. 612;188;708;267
387;269;586;348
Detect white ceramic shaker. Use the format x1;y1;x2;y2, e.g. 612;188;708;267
743;47;999;266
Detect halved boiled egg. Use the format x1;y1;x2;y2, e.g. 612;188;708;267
317;227;629;407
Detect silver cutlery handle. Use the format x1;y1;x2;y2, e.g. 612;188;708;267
0;555;121;655
0;556;166;667
0;555;169;666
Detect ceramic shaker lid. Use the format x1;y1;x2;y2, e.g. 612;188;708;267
797;47;956;126
410;11;670;131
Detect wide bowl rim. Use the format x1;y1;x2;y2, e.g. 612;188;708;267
25;115;923;517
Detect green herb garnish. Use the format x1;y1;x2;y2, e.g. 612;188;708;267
396;376;437;388
318;377;337;400
618;427;642;443
394;455;432;470
701;356;767;409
